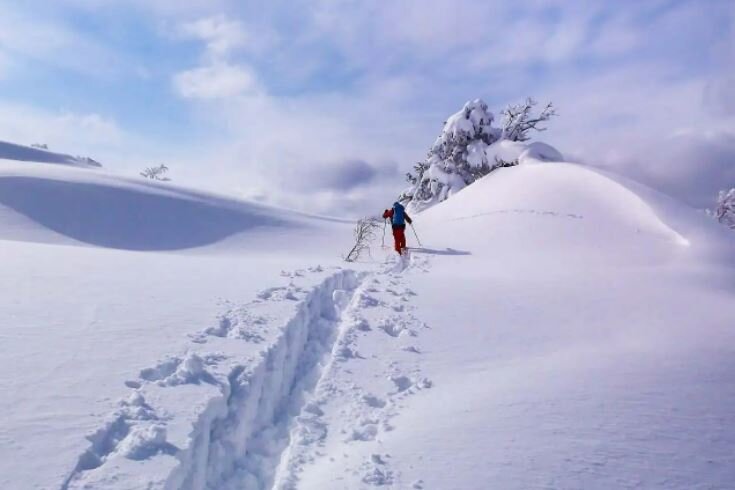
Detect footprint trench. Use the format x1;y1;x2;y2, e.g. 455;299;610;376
62;254;431;490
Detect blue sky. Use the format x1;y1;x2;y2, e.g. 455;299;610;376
0;0;733;214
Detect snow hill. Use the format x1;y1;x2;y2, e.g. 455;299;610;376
0;140;101;167
0;161;343;251
1;159;734;490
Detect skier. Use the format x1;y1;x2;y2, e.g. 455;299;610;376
383;202;413;255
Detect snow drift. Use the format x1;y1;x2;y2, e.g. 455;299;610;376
0;162;338;251
417;162;735;267
0;140;101;167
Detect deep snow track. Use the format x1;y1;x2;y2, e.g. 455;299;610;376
61;252;435;490
272;253;434;489
62;268;367;490
175;270;365;490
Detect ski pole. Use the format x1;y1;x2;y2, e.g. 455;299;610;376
409;222;422;247
382;219;387;247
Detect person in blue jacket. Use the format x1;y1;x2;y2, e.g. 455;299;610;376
382;202;413;254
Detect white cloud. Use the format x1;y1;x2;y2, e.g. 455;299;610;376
164;86;432;215
0;101;126;159
173;13;264;100
586;13;642;58
534;59;735;207
179;15;248;59
173;62;259;99
595;130;735;208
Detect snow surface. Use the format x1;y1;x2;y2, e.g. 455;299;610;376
1;159;734;489
0;162;342;251
485;139;564;166
0;140;101;168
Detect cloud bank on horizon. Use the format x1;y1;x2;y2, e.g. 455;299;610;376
0;0;733;214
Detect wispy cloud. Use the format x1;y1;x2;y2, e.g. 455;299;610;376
173;63;259;99
178;15;248;59
172;13;263;99
0;5;131;79
0;102;124;153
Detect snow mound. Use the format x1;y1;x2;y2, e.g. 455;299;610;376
0;140;101;167
421;162;679;236
415;162;735;267
0;162;331;251
485;139;564;165
520;141;564;162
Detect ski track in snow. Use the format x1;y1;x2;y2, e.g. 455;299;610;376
451;208;584;221
62;253;433;490
273;252;433;489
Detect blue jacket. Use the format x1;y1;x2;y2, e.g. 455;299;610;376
383;202;412;227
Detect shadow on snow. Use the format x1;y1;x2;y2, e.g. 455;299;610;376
408;247;471;256
0;176;295;251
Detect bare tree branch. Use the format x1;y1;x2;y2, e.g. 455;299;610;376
344;217;382;262
501;98;557;142
140;164;171;181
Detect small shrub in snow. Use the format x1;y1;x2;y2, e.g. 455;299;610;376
344;217;381;262
492;155;520;170
77;156;102;167
400;97;558;212
140;164;171;181
714;188;735;229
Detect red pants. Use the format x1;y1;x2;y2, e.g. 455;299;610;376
392;226;406;254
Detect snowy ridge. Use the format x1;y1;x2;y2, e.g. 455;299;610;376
419;162;694;257
0;162;345;251
0;140;101;167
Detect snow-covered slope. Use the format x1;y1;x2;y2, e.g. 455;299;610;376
0;161;355;490
1;160;734;490
0;162;338;250
276;164;735;488
0;140;101;167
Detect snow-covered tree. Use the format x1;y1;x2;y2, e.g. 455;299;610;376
401;97;558;212
140;164;171;181
714;188;735;229
501;97;556;142
399;99;500;210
